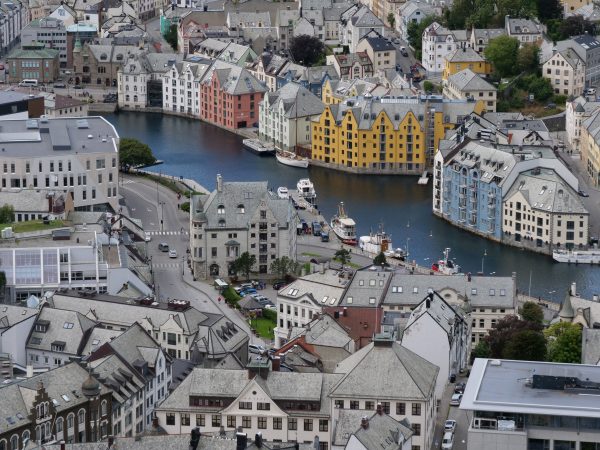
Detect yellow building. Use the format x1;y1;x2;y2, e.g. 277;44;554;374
311;96;485;174
442;47;492;80
581;108;600;187
322;79;383;105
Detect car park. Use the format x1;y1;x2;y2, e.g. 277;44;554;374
450;393;462;406
441;431;454;449
169;249;177;258
444;420;456;433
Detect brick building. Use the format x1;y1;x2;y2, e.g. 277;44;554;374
7;44;59;83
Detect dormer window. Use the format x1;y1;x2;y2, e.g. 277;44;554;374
35;320;49;333
217;205;225;214
51;341;66;352
218;219;226;228
237;204;245;213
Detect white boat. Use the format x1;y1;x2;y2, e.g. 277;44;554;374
297;178;317;205
385;248;407;260
243;138;275;156
553;249;600;264
360;225;393;255
277;187;289;199
331;202;357;245
276;151;309;168
431;248;461;275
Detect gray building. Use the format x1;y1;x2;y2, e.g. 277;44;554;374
21;17;67;67
556;34;600;88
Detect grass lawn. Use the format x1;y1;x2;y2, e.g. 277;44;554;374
0;220;66;233
251;317;276;340
333;258;361;269
301;252;322;257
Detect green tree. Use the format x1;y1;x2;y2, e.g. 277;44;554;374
119;138;157;170
471;340;491;364
334;247;351;269
544;322;582;363
164;24;178;51
517;44;540;74
387;12;396;29
537;0;562;22
521;74;554;102
503;329;547;361
407;16;438;60
289;35;325;66
232;252;256;280
423;80;434;93
485;315;543;358
270;256;300;279
0;204;14;223
373;251;388;267
519;301;544;325
485;36;520;78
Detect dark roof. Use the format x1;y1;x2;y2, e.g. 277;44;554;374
364;36;395;52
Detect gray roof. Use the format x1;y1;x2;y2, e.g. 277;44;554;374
506;17;543;35
446;47;484;63
0;116;118;158
352;412;414;449
0;90;42;105
278;270;347;307
582;328;600;365
296;314;354;349
332;340;438;400
403;293;465;339
335;51;373;69
192;313;249;356
201;59;266;95
263;82;324;119
472;28;506;41
333;408;370;446
361;36;395;52
555;48;584;69
0;304;38;330
80;326;122;355
340;267;393;307
349;5;383;28
228;11;271;27
583;107;600;141
447;68;496;92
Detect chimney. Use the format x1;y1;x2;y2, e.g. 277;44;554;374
376;403;383;415
467;272;471;282
361;416;369;429
343;307;348;317
248;368;256;380
60;442;66;450
216;173;223;192
236;432;247;450
272;356;281;371
26;365;34;378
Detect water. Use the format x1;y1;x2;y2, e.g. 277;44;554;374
105;112;600;301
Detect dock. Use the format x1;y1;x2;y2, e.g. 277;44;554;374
417;171;429;185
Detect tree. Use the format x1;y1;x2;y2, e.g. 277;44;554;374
407;16;438;60
164;24;178;51
270;256;300;279
544;322;582;363
0;204;14;223
334;247;351;269
387;12;396;29
485;36;520;78
373;252;388;267
537;0;562;22
485;315;543;358
423;80;434;93
517;44;540;74
471;340;490;364
560;15;596;38
521;74;553;101
119;138;156;170
503;329;547;361
519;301;544;325
232;252;256;280
289;35;325;67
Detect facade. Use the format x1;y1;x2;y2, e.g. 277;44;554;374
200;60;266;130
162;60;209;116
581;108;600;187
189;175;299;279
339;5;385;53
565;96;600;153
258;82;324;152
555;35;600;88
397;1;438;42
462;358;600;450
542;49;585;97
422;22;468;74
248;53;289;93
327;52;374;81
505;16;544;45
311;95;484;174
443;69;497;112
44;94;89;117
0;304;38;368
21;17;67;68
73;42;143;87
65;24;97;69
344;411;414;450
7;44;60;83
0;362;112;447
442;47;492;80
0;0;29;57
469;28;506;54
356;36;396;71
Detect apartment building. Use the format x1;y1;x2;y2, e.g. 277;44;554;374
258;82;324;152
462;358;600;450
274;269;347;347
339;5;384;53
0;304;38;368
555;34;600;88
0;0;29;57
422;22;468;74
189;175;298;279
505;16;544;44
327;51;374;81
469;28;505;54
565;96;600;153
542;49;585;97
248;53;289;93
443;68;497;112
0;116;119;211
442;47;492;80
356;36;396;71
580;105;600;186
162;59;209;116
21;17;67;68
311;95;484;174
7;44;60;83
397;1;439;41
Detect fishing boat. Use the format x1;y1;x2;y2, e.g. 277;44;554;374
553;248;600;264
431;248;461;275
297;178;317;206
276;150;309;168
359;225;393;255
277;186;289;199
242;138;275;156
331;202;357;245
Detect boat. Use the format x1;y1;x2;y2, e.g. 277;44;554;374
277;187;289;199
297;178;317;206
417;171;429;185
385;248;406;261
359;225;393;255
431;248;461;275
553;249;600;264
276;150;309;168
330;202;357;245
242;138;275;156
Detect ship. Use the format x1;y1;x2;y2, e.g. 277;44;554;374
431;248;461;275
242;138;275;156
297;178;317;206
276;150;309;168
331;202;357;245
359;225;393;255
553;248;600;264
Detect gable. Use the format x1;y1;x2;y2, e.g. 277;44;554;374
220;378;287;416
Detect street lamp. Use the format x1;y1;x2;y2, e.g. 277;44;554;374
406;237;411;260
481;249;487;274
159;201;165;232
182;255;185;276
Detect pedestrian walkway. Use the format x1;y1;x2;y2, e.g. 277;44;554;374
152;262;181;270
146;230;189;236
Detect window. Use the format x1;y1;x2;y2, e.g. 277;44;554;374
181;413;190;426
242;416;251;428
166;413;175;425
304;419;313;431
288;418;297;430
258;417;267;429
412;423;421;436
381;402;390;414
212;415;221;427
67;413;74;428
273;417;282;430
196;414;205;427
319;419;328;432
397;402;406;415
56;417;63;433
365;401;375;410
227;416;236;428
257;402;270;411
239;401;252;410
335;400;344;409
350;400;359;409
412;403;421;416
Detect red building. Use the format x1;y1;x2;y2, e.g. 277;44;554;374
200;60;266;130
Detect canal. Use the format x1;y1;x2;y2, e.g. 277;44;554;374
105;112;600;301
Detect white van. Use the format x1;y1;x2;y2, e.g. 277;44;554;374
19;79;38;87
441;432;454;449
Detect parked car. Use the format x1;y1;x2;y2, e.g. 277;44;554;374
73;84;83;90
53;82;66;88
158;242;169;252
273;280;287;290
169;249;177;258
320;231;329;242
450;393;463;406
454;382;466;394
444;420;457;433
441;431;454;449
249;344;266;354
586;88;596;96
401;46;409;57
312;221;322;236
144;232;151;242
579;190;590;197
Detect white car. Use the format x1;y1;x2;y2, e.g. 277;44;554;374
441;431;454;449
444;419;456;433
144;232;151;242
249;344;266;354
450;393;462;406
169;249;177;258
586;88;596;96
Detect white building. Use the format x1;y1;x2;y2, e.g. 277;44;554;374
0;304;38;369
189;175;299;279
443;68;497;112
401;292;468;399
505;16;544;45
21;17;67;68
0;0;29;57
462;358;600;450
259;82;324;152
421;22;468;74
566;96;600;152
543;49;585;97
396;1;438;41
162;60;208;116
274;269;347;347
339;5;385;53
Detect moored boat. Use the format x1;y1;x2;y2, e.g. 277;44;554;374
553;249;600;264
276;150;309;168
331;202;357;245
297;178;317;205
277;186;289;199
431;248;461;275
360;225;393;255
243;138;275;156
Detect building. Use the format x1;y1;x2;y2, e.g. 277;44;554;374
443;69;497;112
189;174;298;279
278;64;339;99
0;304;38;369
542;49;585;97
162;59;210;116
0;90;44;119
0;0;29;57
558;282;600;329
442;47;492;80
258;82;324;152
580;107;600;186
401;291;468;399
274;269;348;347
505;16;544;45
0;362;112;447
469;28;506;54
43;94;89;117
194;40;258;67
65;23;97;69
555;34;600;88
343;410;414;450
582;328;600;365
72;42;144;87
566;96;600;153
21;17;67;68
248;53;290;93
563;0;593;13
421;22;468;74
200;60;266;130
7;44;60;83
356;36;396;71
397;1;438;42
339;5;385;53
310;95;484;174
461;358;600;450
